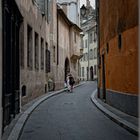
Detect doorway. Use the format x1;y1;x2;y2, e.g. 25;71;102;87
90;66;94;81
64;58;70;81
2;0;22;131
102;55;106;100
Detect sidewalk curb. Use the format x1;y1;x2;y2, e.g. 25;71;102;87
7;82;85;140
91;89;138;136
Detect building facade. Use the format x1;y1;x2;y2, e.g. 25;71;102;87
1;0;51;137
17;0;51;105
97;0;138;117
79;1;97;81
2;0;23;135
0;0;82;138
49;2;82;90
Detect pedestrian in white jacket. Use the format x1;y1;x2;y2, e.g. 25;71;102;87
66;75;71;92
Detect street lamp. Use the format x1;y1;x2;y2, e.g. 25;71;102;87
80;4;87;17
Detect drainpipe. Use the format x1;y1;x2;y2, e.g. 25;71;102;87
96;0;100;98
87;30;89;81
57;8;59;65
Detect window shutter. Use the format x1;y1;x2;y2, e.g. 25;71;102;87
46;49;50;73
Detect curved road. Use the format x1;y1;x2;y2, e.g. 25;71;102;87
19;82;137;140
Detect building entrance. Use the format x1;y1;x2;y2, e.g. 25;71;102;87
64;58;70;81
2;0;22;132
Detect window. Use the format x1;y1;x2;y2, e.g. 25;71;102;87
106;43;109;54
80;67;81;77
87;66;88;73
85;39;87;48
94;32;97;42
45;0;50;22
45;43;50;73
81;38;84;48
118;34;122;49
41;38;44;70
94;65;97;75
89;49;93;60
22;85;26;97
20;23;24;67
35;32;39;70
74;32;76;43
83;53;86;61
33;0;50;22
45;84;47;93
90;33;93;43
27;25;33;69
82;67;84;77
94;48;97;59
85;53;87;61
53;46;55;63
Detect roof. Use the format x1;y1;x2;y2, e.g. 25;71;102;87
57;5;82;32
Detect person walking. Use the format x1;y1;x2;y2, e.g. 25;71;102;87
69;74;75;93
66;75;71;92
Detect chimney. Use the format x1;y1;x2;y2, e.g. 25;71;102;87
86;0;90;7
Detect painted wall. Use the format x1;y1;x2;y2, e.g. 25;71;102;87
16;0;50;105
99;0;138;95
100;27;138;94
49;0;58;90
99;0;138;47
99;0;138;116
57;14;71;88
51;7;80;90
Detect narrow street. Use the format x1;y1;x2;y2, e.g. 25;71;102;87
19;82;137;140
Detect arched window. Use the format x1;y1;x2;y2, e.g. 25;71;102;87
90;49;93;60
22;85;26;97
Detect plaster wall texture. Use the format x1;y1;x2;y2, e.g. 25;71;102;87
99;0;138;95
15;0;50;105
99;0;138;46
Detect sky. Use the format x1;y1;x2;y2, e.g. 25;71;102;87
80;0;95;8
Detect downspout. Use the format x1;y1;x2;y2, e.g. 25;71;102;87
57;8;59;65
87;30;89;81
1;0;4;134
96;0;100;98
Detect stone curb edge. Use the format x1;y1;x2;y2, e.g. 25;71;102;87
91;89;138;136
7;82;86;140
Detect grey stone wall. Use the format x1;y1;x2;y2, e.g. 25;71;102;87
106;90;138;117
99;88;138;117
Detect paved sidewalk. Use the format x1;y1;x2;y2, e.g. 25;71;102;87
91;89;139;136
2;82;85;140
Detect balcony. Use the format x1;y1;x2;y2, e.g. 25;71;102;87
79;48;83;58
70;46;81;62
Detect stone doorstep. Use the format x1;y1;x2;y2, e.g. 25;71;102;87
91;89;139;136
2;82;85;140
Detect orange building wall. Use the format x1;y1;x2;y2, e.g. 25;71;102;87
99;0;138;46
100;26;138;95
99;0;138;96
